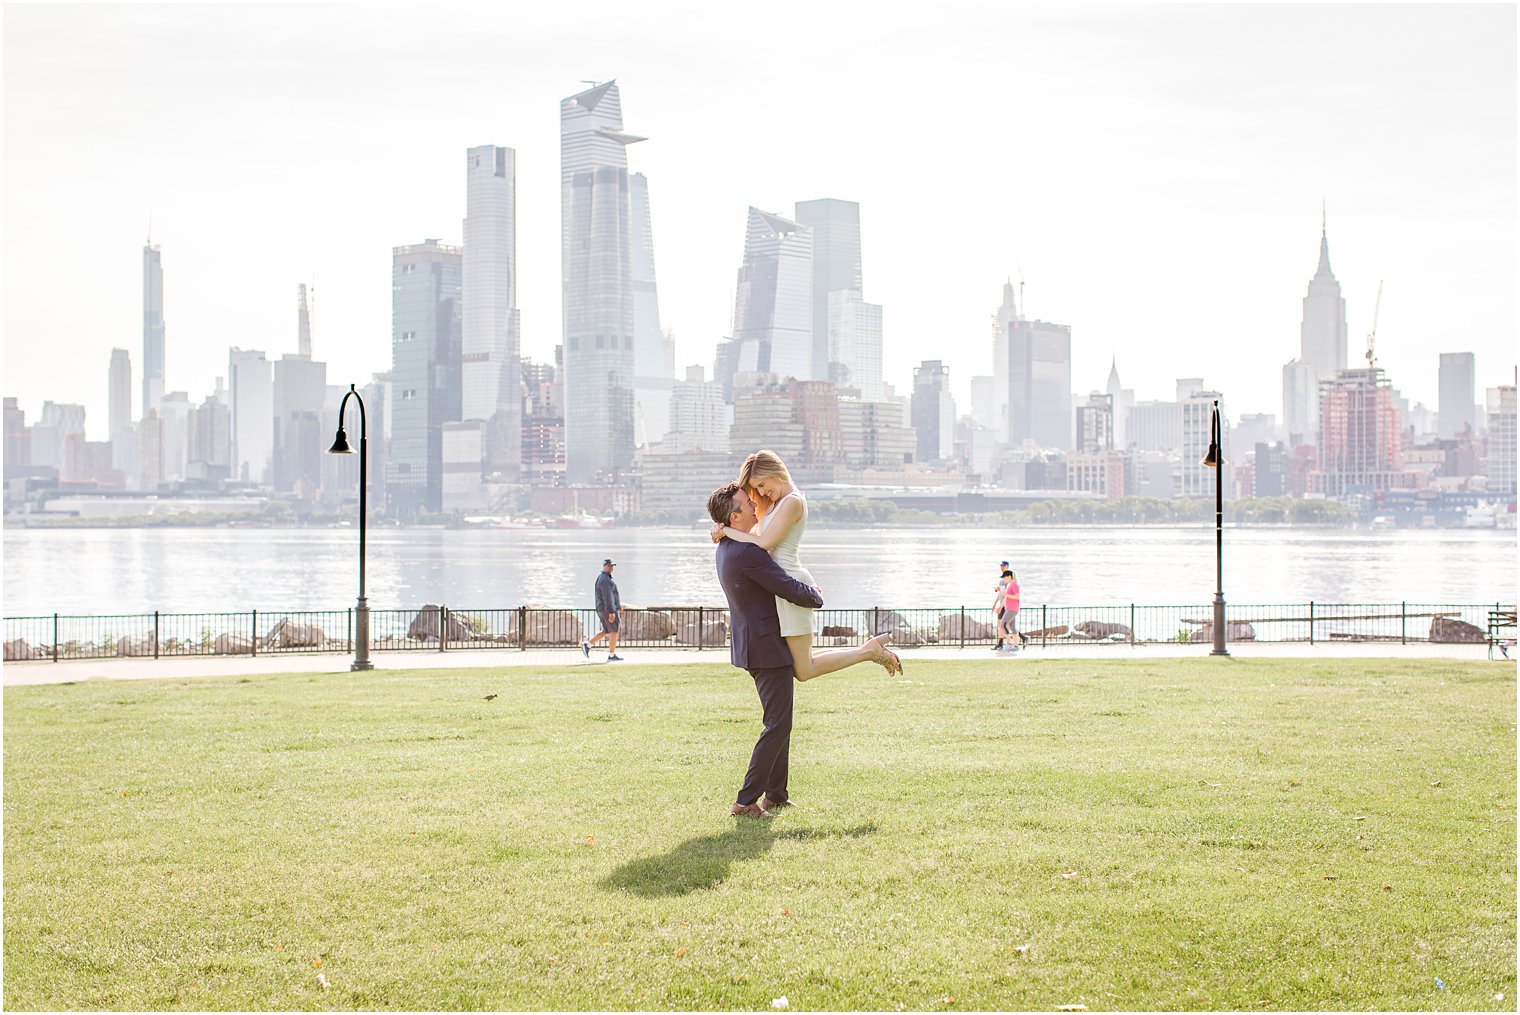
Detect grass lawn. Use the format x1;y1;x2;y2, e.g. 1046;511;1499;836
3;658;1515;1011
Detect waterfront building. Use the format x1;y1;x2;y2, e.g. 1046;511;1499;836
795;198;863;383
389;239;462;516
1179;391;1226;498
142;239;166;415
639;450;744;519
157;391;192;485
108;348;135;476
731;207;814;389
137;409;163;490
1438;352;1478;438
3;398;29;469
521;352;566;488
1002;318;1073;449
729;384;805;466
187;390;231;482
30;401;86;473
912;360;955;463
1486;384;1517;494
463;145;522;484
228;348;272;486
1233;413;1279;451
1253;441;1287;497
1067;451;1127;501
826;291;883;400
837;396;915;470
1312;367;1416;497
272;355;326;494
562;80;645;483
1126;399;1183;453
1282;358;1316;443
665;365;730;454
1076;392;1115;453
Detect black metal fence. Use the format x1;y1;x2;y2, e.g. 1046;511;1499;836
3;602;1509;662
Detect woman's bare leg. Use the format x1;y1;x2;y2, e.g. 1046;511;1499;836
787;632;894;681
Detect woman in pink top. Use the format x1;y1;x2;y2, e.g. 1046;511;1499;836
995;569;1028;650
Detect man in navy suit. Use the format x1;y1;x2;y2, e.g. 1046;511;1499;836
707;481;824;819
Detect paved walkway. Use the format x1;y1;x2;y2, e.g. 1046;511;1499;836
3;641;1505;686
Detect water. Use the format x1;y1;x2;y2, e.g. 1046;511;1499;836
3;525;1513;616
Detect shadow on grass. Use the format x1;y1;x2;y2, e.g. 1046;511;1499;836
603;822;877;897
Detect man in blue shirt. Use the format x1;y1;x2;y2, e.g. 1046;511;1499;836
582;558;623;661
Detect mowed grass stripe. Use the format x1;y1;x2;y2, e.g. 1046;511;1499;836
4;659;1514;1011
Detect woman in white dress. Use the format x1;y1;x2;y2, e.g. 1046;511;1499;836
710;450;903;680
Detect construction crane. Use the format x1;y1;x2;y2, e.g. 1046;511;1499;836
1364;279;1383;369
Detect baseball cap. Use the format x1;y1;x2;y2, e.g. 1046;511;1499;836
603;558;616;566
999;560;1009;567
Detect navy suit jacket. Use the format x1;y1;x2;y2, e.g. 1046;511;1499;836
715;538;824;671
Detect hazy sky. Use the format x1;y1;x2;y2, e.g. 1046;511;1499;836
4;2;1516;440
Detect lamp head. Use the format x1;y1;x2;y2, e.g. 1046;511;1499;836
327;429;354;455
1202;441;1221;468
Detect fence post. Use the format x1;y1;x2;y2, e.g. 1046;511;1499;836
1308;601;1315;645
52;613;59;663
1041;604;1048;649
872;607;879;642
519;607;527;651
252;609;257;656
1130;604;1136;647
959;606;966;650
439;605;447;653
348;608;353;652
153;610;160;659
1401;602;1406;645
697;606;704;653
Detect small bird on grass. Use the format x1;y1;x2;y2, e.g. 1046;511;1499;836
483;694;498;701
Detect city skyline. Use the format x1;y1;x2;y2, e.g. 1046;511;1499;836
3;3;1515;439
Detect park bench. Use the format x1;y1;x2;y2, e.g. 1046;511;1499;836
1488;608;1516;661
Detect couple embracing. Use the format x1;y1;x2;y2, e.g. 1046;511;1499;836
707;450;902;820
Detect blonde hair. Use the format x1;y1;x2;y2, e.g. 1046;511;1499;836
737;449;794;516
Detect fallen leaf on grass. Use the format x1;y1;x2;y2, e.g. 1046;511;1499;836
1383;885;1393;891
1010;944;1030;954
1430;780;1441;787
937;997;956;1005
781;909;791;916
1289;780;1301;787
315;973;329;990
1059;871;1079;879
313;959;323;968
1322;875;1337;881
1352;816;1367;821
1057;1006;1088;1012
583;835;596;846
1253;1001;1271;1007
674;947;687;958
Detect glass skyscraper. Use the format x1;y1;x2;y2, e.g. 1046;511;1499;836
732;207;813;386
388;240;462;515
794;198;862;382
463;144;521;480
561;81;645;483
142;240;165;415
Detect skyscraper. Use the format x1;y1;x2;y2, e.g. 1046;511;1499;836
142;239;165;415
629;172;671;446
991;280;1020;443
297;284;314;360
795;198;862;382
108;349;135;476
912;360;955;463
827;291;883;399
463;145;522;481
1437;352;1477;438
1313;367;1409;496
390;240;462;516
1003;318;1073;449
732;207;813;386
1284;215;1348;437
1485;384;1516;493
228;348;272;485
562;80;644;483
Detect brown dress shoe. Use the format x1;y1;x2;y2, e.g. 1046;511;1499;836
730;802;774;819
761;796;795;811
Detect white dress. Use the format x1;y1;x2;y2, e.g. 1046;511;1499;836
759;490;817;637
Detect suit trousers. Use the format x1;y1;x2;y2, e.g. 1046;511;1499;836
736;664;795;806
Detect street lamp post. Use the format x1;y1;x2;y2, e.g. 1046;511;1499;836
327;384;373;671
1202;398;1228;656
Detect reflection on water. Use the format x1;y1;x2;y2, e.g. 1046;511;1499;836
3;524;1514;615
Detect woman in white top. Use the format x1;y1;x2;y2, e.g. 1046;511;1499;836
710;450;902;680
